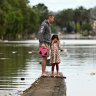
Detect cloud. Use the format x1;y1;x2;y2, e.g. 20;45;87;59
29;0;96;12
46;0;59;3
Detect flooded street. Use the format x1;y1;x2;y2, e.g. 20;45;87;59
0;40;96;96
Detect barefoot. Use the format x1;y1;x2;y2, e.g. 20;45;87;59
56;74;60;77
41;73;48;77
51;74;56;77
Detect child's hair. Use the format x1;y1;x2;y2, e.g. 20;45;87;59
51;35;59;46
51;34;59;41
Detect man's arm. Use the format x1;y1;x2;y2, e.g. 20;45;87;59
38;24;47;48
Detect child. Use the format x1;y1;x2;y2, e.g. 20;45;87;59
50;35;60;77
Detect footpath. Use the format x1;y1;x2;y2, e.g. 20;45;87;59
22;73;66;96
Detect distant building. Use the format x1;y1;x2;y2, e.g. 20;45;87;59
93;20;96;32
90;7;96;32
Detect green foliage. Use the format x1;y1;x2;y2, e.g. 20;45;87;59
0;8;7;38
55;6;91;33
33;3;49;24
76;23;80;32
51;24;56;33
81;23;92;36
82;32;89;36
22;7;39;35
0;0;39;40
0;2;95;40
66;24;74;33
81;23;92;31
55;9;74;28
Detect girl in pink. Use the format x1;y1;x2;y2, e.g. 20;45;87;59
50;35;61;77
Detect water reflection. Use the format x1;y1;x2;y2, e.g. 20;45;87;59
60;44;96;96
0;41;96;96
0;43;39;92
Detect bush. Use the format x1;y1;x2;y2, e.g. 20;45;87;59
51;24;56;33
76;23;80;32
81;23;92;32
82;32;89;36
66;24;74;33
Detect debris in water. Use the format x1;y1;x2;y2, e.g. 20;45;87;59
12;51;17;54
64;49;67;53
28;51;32;54
21;78;25;80
17;91;23;95
0;58;8;60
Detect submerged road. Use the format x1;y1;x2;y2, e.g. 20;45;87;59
22;72;66;96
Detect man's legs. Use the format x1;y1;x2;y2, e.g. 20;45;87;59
40;43;50;76
41;56;47;76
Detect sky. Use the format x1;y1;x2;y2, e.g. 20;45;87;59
29;0;96;12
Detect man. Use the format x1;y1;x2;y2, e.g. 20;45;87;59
38;14;54;76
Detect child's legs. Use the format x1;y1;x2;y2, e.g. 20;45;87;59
52;63;55;71
52;63;55;75
56;63;59;75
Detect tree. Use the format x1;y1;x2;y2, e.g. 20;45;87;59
22;7;39;36
33;3;49;24
0;9;7;39
81;23;92;32
66;24;74;33
0;0;39;40
55;9;74;28
73;6;90;32
5;9;24;39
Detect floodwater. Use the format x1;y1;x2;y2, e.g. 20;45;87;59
0;40;96;96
